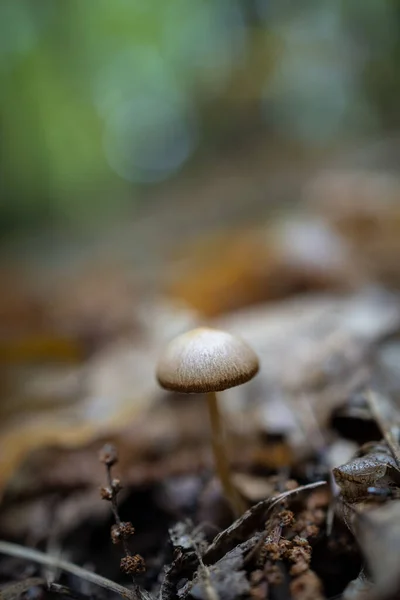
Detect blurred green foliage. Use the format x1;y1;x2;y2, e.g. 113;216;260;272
1;0;400;232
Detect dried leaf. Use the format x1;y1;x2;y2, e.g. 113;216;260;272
168;221;349;318
352;501;400;599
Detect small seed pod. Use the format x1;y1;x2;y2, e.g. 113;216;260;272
100;486;113;501
99;444;118;466
111;522;136;544
111;478;122;493
120;554;146;574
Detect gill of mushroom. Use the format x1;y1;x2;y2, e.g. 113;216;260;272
156;327;259;518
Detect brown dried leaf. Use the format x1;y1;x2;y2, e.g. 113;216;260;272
167;222;349;318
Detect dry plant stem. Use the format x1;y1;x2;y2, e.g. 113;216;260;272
103;457;145;597
105;462;131;560
0;540;142;600
207;391;245;518
106;464;121;525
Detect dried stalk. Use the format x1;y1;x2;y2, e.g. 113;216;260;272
0;540;149;600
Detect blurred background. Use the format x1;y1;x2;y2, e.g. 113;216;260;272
2;5;400;595
1;0;400;503
2;1;400;253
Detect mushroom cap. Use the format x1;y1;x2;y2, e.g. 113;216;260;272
156;327;259;393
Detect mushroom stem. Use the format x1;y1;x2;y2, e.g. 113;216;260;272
206;391;245;517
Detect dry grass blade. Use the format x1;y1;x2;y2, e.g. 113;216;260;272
0;540;149;600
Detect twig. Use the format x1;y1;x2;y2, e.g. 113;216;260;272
0;540;140;600
103;451;131;560
99;444;146;596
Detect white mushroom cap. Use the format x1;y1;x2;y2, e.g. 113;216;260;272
156;327;259;393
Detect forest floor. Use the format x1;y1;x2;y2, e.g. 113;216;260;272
1;157;400;600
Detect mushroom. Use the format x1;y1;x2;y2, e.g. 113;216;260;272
156;327;259;516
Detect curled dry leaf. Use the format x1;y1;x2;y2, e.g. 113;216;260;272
333;389;400;530
333;388;400;599
333;441;400;505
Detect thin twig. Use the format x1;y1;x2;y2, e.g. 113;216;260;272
0;540;142;600
99;445;145;593
104;460;131;560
